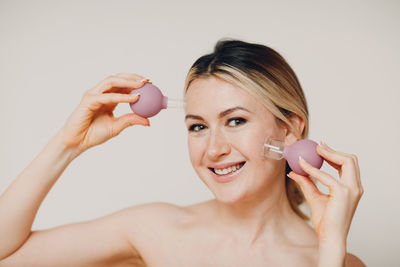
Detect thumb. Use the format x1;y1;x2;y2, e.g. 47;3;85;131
287;171;322;205
112;113;150;135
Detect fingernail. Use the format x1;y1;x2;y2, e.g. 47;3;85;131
141;119;150;126
131;93;140;98
138;78;149;83
318;141;324;148
299;156;305;162
136;122;149;127
319;141;328;149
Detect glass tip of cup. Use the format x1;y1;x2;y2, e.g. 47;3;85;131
263;138;285;160
264;143;283;153
167;97;185;109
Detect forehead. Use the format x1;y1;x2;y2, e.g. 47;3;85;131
185;76;266;115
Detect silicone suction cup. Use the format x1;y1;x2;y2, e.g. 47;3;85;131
264;138;323;176
129;83;168;118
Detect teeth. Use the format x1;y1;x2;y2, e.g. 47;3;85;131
214;163;244;175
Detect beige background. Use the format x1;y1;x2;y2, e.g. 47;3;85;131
1;0;399;265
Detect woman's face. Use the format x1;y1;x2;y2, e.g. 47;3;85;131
185;76;288;203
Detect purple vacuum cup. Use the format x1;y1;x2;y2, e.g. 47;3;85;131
264;138;323;176
129;83;168;118
129;83;184;118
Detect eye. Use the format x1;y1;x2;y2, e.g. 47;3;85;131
188;124;207;132
227;117;247;127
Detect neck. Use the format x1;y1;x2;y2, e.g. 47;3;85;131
212;175;303;246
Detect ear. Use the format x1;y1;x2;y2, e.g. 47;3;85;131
284;114;305;146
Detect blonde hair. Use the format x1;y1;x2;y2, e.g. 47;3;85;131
184;39;309;220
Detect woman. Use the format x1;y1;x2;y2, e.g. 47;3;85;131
0;40;364;266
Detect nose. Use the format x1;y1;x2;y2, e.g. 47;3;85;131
206;128;231;161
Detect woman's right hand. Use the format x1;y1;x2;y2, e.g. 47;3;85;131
58;73;150;156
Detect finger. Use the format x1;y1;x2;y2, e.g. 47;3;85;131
317;142;356;170
320;155;341;172
98;92;140;103
298;156;338;191
317;142;360;186
111;113;150;136
113;74;149;92
84;93;140;111
113;74;151;90
287;171;325;204
91;76;148;95
115;73;148;81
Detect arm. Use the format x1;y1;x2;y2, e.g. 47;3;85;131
0;133;75;260
0;74;150;265
287;142;364;267
0;207;144;267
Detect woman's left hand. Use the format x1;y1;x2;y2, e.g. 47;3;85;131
287;142;364;246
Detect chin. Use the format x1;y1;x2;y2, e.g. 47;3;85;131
211;182;251;204
214;193;240;204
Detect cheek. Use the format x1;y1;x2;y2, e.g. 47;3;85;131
188;137;204;165
231;123;286;162
229;129;265;159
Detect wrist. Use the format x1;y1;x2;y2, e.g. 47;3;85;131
52;132;82;162
319;239;346;250
318;239;346;267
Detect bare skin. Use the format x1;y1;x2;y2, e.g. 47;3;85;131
0;74;365;267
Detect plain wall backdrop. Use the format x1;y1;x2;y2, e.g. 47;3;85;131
1;0;399;265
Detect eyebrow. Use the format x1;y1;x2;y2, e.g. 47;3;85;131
185;106;252;121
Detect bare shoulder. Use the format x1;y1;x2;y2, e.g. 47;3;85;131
117;202;198;263
120;200;212;223
345;253;366;267
120;201;193;224
119;201;196;240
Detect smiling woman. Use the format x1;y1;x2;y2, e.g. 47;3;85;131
0;39;365;266
184;40;310;218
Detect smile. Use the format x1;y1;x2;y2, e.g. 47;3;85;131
211;162;245;175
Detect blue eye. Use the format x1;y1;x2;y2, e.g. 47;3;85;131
188;124;206;132
227;118;247;127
